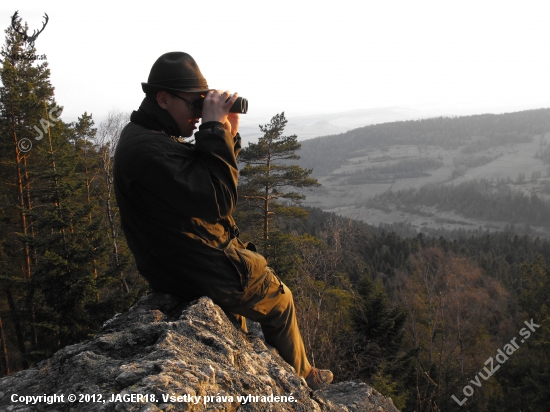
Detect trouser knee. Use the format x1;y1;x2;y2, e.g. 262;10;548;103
272;284;295;318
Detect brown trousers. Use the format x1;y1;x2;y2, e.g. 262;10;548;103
225;269;312;378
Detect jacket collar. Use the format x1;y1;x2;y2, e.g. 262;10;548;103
130;97;181;137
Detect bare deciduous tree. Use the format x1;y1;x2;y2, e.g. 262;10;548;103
290;216;358;375
394;247;509;411
96;110;131;293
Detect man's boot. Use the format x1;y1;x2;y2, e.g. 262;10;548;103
305;368;334;390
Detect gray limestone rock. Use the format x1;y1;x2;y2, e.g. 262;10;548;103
0;293;399;412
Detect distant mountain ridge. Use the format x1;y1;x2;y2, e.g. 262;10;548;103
238;106;425;145
296;108;550;176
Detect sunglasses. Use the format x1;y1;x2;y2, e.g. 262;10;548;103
169;93;204;111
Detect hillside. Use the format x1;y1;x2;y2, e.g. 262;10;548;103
294;109;550;237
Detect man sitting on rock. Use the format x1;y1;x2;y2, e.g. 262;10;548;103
114;52;333;390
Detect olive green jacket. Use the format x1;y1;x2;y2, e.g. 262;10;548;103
114;99;269;309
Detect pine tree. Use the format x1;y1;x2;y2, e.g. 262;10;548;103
0;16;143;369
354;277;407;367
26;107;104;352
495;257;550;411
239;112;319;245
0;15;55;369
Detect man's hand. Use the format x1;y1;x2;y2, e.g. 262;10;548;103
224;113;240;137
202;90;239;135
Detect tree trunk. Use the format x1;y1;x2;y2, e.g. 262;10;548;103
107;194;129;293
263;154;271;242
21;154;38;348
10;116;37;354
103;149;129;293
81;123;99;298
0;317;10;376
45;108;66;249
5;289;28;370
11;119;32;280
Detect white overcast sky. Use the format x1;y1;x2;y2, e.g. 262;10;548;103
1;0;550;136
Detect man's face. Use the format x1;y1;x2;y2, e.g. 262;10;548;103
158;91;203;137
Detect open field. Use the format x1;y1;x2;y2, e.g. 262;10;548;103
301;133;550;235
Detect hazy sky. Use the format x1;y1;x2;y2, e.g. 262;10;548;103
2;0;550;135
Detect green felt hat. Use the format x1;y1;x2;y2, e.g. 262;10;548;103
141;52;213;94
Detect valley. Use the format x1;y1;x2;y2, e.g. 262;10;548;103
295;109;550;237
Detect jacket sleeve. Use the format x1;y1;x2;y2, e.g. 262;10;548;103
138;127;239;219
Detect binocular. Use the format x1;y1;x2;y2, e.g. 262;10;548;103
195;96;248;114
229;97;248;114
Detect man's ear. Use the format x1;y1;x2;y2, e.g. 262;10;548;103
156;91;170;109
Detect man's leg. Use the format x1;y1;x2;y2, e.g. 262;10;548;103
230;271;312;378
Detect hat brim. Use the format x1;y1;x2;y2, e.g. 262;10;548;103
142;83;213;94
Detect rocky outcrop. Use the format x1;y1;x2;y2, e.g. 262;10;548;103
0;293;399;411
